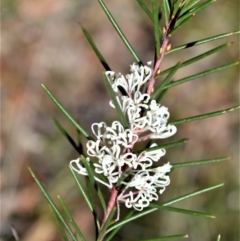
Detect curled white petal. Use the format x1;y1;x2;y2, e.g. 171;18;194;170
70;158;88;176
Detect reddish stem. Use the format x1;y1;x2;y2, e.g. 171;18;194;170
147;37;169;95
100;187;118;230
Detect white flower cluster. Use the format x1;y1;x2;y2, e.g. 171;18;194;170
70;63;177;211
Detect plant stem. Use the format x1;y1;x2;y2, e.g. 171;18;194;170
100;187;118;232
147;31;170;95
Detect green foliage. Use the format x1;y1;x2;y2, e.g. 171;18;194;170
30;1;239;240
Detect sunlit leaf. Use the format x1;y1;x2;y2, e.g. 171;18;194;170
108;183;223;231
28;168;78;241
97;208;116;241
149;204;215;218
172;157;230;168
160;43;232;77
163;62;239;90
81;24;111;71
138;234;188;241
170;105;240;125
52;116;82;154
152;61;182;99
152;0;161;57
105;211;134;241
167;30;240;54
98;0;141;63
58;196;87;241
42;85;92;140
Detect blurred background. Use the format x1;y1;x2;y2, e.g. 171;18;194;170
1;0;239;240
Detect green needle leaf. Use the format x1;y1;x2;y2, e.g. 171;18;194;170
28;168;78;241
105;211;134;241
69;165;96;216
52;116;82;154
167;30;240;54
144;138;188;153
172;0;216;35
42;85;92;140
172;157;231;168
163;61;239;89
157;88;168;102
81;156;107;213
152;0;161;57
137;0;154;22
81;24;111;71
58;196;87;241
98;0;141;63
182;0;201;12
171;15;193;35
103;72;128;128
51;207;69;241
137;234;188;241
170;105;240;125
160;43;232;76
97;208;116;241
152;61;182;99
108;183;223;231
216;234;221;241
162;0;170;25
176;0;215;28
149;204;215;218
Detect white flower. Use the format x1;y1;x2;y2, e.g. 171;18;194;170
132;144;166;170
124;191;150;211
119;161;172;210
70;157;89;176
106;63;152;95
71;62;177;212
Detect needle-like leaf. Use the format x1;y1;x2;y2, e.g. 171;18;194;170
52;116;82;154
144;138;188;153
107;183;223;231
69;165;98;223
149;204;215;218
152;61;182;99
105;210;134;241
177;0;215;26
163;61;239;89
98;0;141;63
160;43;232;77
28;168;78;241
157;88;168;102
97;208;116;241
162;0;170;25
51;207;69;241
81;24;111;71
170;105;240;125
137;0;154;22
167;31;240;54
58;196;87;241
137;234;188;241
42;85;92;140
152;0;161;58
81;156;107;213
172;157;230;168
103;72;128;128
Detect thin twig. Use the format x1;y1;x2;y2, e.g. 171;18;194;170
147;32;171;95
100;187;118;230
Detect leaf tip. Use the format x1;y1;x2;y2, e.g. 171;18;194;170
28;167;35;177
185;234;189;238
